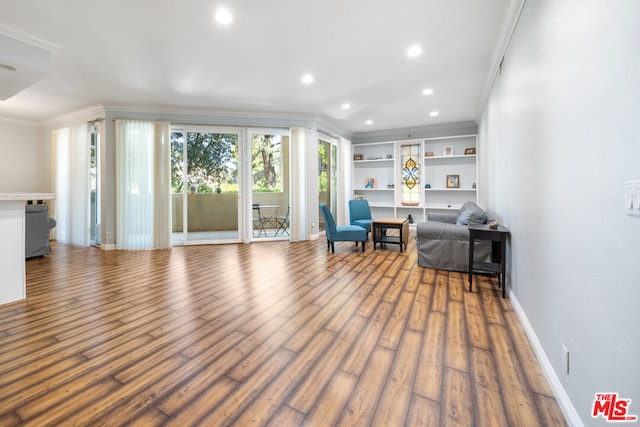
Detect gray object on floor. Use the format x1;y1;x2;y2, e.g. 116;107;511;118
25;203;56;258
416;201;493;272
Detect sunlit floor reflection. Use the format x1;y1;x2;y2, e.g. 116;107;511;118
171;228;289;245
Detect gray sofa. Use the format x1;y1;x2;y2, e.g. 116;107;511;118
25;204;56;258
416;201;493;272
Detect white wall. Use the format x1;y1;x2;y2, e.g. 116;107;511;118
479;1;640;425
0;121;47;192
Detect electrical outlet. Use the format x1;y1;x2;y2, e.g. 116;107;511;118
562;345;570;375
106;232;112;242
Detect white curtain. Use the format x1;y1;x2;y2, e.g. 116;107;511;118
289;127;310;241
337;136;352;224
53;124;90;246
115;120;171;249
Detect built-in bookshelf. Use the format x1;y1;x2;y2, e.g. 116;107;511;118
352;134;477;222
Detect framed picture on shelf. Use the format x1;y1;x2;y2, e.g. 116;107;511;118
353;154;364;161
443;146;454;156
446;174;460;188
364;177;377;188
464;147;476;155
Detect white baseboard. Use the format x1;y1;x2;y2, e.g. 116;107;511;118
509;290;584;427
99;243;116;250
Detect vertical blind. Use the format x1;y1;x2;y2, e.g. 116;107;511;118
115;120;171;249
53;124;90;246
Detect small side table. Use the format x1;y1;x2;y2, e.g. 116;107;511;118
468;223;510;298
373;217;409;252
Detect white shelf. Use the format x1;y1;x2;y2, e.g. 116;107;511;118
425;188;476;192
424;154;475;160
425;204;463;210
353;158;394;163
368;202;395;208
354;188;395;191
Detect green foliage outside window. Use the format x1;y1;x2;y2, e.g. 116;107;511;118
252;134;281;192
171;132;238;193
170;131;283;194
318;142;328;192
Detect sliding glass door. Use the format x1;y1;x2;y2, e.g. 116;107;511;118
89;122;101;246
318;137;338;232
171;127;241;244
249;129;290;240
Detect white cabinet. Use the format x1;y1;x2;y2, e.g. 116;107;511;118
352;134;477;221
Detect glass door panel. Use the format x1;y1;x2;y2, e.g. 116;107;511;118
318;138;337;232
250;130;289;240
89;123;101;246
171;129;240;244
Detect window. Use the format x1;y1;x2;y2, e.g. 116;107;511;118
252;134;283;192
401;143;421;205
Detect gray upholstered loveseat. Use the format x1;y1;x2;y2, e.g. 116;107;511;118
25;204;56;258
416;201;493;272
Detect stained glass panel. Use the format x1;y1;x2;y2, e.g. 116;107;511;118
401;144;420;205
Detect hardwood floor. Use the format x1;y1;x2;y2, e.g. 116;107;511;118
0;234;567;426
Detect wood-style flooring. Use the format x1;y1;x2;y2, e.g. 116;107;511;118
0;234;567;426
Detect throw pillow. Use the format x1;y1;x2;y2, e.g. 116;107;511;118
456;207;475;225
456;207;487;225
468;208;488;224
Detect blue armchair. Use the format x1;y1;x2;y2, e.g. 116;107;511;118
319;204;367;253
348;199;373;237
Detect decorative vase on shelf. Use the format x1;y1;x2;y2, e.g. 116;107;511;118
408;214;414;224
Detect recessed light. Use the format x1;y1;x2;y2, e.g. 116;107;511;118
422;88;434;96
301;73;314;84
429;111;439;117
341;103;351;110
214;7;233;25
407;45;422;57
365;119;373;125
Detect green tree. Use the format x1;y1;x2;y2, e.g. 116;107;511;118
318;142;328;192
252;134;281;191
171;132;237;193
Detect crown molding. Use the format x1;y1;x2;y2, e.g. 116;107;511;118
0;115;41;127
352;121;478;144
101;104;352;138
11;101;352;137
102;103;314;121
475;0;527;121
0;21;62;52
41;104;106;127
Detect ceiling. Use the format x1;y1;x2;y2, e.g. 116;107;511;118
0;0;513;134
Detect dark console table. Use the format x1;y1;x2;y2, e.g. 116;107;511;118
468;223;510;298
